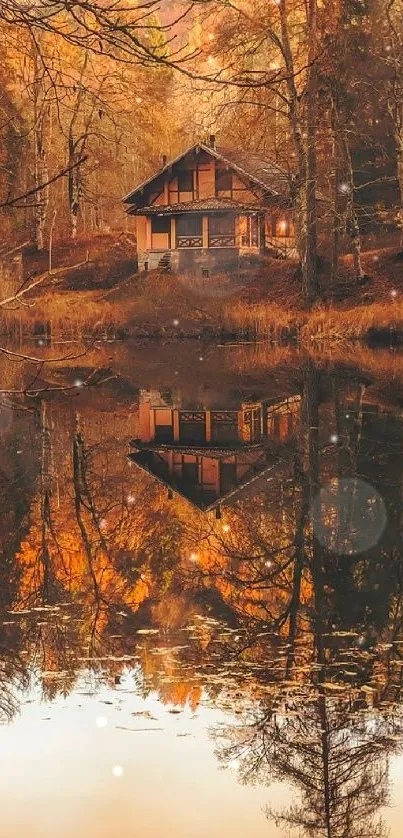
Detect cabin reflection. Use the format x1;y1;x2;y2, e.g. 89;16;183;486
129;390;300;513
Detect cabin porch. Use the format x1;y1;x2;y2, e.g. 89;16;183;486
136;205;297;273
136;206;266;274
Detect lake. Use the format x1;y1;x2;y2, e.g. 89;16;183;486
1;339;403;837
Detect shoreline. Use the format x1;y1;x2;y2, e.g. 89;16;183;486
2;292;402;345
2;238;403;346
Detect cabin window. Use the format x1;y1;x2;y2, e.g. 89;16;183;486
179;414;206;443
154;424;174;442
208;214;236;247
243;408;262;442
211;412;239;443
176;214;203;247
151;216;171;234
215;166;232;196
276;217;291;237
154;407;174;442
241;215;259;248
220;460;237;493
182;458;199;485
178;170;194;196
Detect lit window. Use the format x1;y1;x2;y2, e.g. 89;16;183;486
276;217;290;237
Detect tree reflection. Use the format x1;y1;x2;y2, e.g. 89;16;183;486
0;351;402;836
212;362;403;837
217;688;399;838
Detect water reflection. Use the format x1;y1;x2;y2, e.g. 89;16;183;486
1;343;403;836
129;387;300;512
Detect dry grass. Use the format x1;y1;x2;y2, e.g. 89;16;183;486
1;290;124;340
1;272;227;340
23;232;137;292
224;298;403;343
302;300;403;342
229;341;403;409
224;242;403;342
2;239;403;343
224;300;302;339
5;281;403;343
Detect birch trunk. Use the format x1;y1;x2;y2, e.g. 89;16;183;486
342;137;365;281
330;91;343;287
68;138;80;240
32;43;48;251
66;52;89;240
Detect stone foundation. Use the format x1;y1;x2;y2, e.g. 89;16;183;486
138;247;264;275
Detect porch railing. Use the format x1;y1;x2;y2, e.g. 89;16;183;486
177;235;203;248
208;234;236;248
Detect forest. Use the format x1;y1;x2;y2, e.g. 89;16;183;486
1;339;403;838
2;5;403;835
0;0;402;309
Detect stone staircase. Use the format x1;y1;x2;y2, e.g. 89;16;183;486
157;251;172;272
138;250;172;272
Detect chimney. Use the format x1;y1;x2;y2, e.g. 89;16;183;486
161;154;167;168
209;134;216;149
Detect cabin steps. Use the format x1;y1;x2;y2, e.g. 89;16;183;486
138;250;172;272
157;251;172;272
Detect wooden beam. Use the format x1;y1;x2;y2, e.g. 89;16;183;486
202;216;209;249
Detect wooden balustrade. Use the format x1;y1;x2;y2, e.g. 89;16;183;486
177;235;203;248
208;234;236;248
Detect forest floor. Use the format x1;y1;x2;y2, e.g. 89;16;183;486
2;233;403;344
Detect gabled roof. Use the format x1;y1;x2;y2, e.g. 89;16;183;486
126;197;264;216
128;445;277;512
129;439;265;456
122;142;290;207
216;147;290;197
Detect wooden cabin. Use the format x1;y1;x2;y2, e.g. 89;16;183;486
123;137;297;275
129;389;301;513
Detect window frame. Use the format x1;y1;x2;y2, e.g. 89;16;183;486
215;165;233;196
177;169;194;196
151;215;171;235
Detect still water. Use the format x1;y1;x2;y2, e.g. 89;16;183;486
1;340;403;837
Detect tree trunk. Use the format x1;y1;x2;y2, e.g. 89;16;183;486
279;0;319;306
343;137;365;281
330;90;343;287
32;42;48;251
304;0;319;304
394;105;403;250
68;138;80;240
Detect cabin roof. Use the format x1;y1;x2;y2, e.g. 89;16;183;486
128;447;277;512
129;440;265;457
122;142;290;207
126;197;264;216
216;147;289;196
